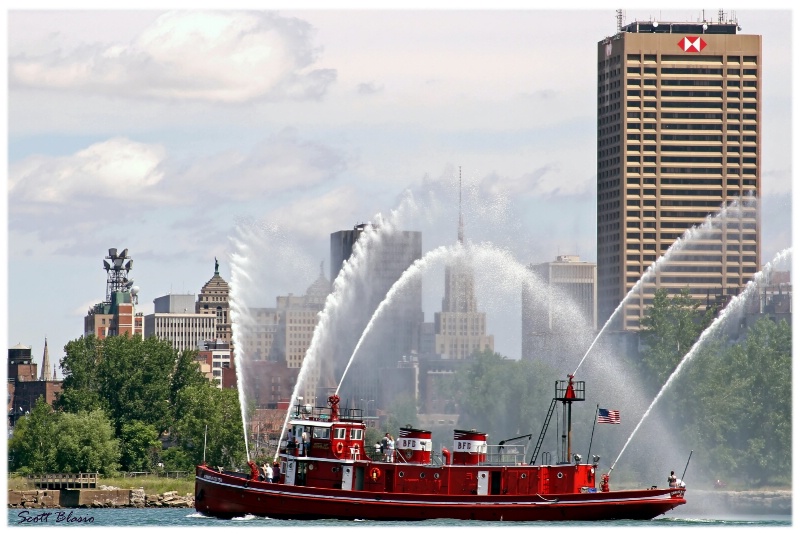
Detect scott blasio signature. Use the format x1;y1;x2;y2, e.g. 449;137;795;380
16;510;95;524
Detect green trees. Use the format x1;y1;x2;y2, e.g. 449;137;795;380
678;317;791;486
8;398;58;475
9;398;120;475
639;288;715;390
119;421;162;472
171;385;246;468
447;350;553;442
638;288;792;487
53;410;121;474
11;333;237;475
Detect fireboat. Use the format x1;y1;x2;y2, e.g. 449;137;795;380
195;375;686;521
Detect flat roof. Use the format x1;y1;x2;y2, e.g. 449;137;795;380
621;21;738;35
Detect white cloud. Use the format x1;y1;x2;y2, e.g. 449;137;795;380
9;137;167;204
264;186;362;239
173;128;348;201
9;11;336;103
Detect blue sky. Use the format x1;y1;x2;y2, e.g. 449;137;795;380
3;6;795;374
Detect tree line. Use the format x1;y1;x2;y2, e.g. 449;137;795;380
9;335;246;475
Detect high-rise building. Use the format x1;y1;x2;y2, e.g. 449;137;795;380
330;224;424;409
433;186;494;359
521;255;597;367
597;14;761;330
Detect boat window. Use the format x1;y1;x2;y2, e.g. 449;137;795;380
349;428;363;440
313;427;330;439
334;428;346;440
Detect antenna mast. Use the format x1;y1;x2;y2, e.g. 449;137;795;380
616;9;625;32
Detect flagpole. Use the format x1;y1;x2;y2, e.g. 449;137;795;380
587;403;599;460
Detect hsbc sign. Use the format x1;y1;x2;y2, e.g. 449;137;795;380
678;36;707;53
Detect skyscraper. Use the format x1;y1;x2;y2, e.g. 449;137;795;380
433;180;494;359
597;13;761;329
521;256;596;368
329;224;423;408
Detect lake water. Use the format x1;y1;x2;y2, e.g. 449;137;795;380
7;508;791;528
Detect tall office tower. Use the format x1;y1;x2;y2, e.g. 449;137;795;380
330;224;424;409
521;255;596;368
597;14;761;330
433;189;494;359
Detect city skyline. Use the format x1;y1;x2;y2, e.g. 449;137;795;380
5;8;794;374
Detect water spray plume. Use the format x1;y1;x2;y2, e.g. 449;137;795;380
273;194;420;462
336;244;455;393
334;240;592;395
573;199;749;376
608;247;791;474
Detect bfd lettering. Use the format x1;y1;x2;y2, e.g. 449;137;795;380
399;439;417;448
457;441;472;450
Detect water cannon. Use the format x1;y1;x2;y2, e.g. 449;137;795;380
573;453;582;464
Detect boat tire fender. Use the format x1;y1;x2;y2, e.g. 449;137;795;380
370;467;381;481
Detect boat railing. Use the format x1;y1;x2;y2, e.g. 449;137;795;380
483;444;528;466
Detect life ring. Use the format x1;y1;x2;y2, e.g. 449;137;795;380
370;467;381;481
336;442;344;454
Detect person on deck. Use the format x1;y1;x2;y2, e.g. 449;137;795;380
265;463;274;483
668;471;677;488
386;434;395;463
273;462;281;483
302;429;310;456
381;434;390;462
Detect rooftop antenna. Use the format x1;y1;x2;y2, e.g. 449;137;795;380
615;9;624;32
718;9;724;24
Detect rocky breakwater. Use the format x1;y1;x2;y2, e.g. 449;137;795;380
8;486;195;509
135;489;195;508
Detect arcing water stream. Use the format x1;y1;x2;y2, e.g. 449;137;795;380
271;197;424;462
608;247;791;474
335;240;597;393
573;199;751;376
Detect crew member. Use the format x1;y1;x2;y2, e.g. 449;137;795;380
668;471;677;488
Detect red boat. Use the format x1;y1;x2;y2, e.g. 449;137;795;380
195;375;686;521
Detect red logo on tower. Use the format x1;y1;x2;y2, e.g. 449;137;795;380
678;36;707;52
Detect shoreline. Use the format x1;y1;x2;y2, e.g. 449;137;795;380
8;489;194;509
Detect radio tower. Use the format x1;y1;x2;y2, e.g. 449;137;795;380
103;247;134;302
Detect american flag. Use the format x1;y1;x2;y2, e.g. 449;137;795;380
598;408;620;424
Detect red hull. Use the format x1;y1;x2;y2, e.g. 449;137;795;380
194;465;686;522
